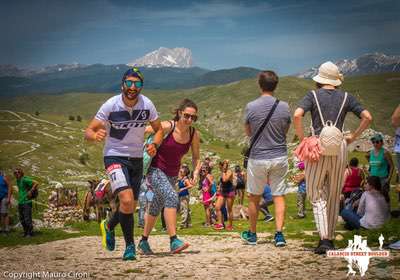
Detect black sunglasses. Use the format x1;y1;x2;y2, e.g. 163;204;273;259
182;113;198;122
372;140;382;144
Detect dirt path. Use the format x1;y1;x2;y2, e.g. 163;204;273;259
0;235;398;280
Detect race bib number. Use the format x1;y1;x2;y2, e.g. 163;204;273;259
106;164;128;193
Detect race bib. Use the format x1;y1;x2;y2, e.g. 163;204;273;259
106;164;128;193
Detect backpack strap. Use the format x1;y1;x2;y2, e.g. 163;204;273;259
189;127;195;144
312;90;326;126
334;92;348;127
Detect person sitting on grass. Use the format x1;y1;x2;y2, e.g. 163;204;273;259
340;176;390;230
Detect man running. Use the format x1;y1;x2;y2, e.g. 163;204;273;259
85;67;163;260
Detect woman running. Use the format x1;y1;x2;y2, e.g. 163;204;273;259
138;99;201;254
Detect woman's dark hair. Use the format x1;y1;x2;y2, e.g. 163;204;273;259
349;157;359;167
234;165;241;173
173;98;198;121
258;71;279;92
367;176;390;202
180;165;190;177
316;82;338;89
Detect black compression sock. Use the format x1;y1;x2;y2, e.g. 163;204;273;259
119;212;134;246
141;235;148;241
170;235;177;242
107;211;120;231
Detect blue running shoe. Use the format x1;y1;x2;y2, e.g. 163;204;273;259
138;239;153;255
170;238;189;254
274;231;286;247
100;219;115;251
123;244;136;261
240;230;257;245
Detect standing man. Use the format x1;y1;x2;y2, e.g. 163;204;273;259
85;67;163;261
240;70;291;246
0;170;12;234
14;167;38;237
293;61;372;254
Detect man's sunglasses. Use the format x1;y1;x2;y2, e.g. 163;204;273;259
372;140;383;144
124;80;143;88
182;113;198;122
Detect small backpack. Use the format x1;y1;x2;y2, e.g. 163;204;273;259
312;90;348;156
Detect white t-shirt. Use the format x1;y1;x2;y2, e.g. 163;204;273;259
95;94;158;157
357;191;390;229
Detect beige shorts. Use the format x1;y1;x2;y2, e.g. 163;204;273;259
0;197;8;214
247;156;289;196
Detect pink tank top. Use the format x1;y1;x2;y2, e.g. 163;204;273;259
151;124;195;177
202;177;212;202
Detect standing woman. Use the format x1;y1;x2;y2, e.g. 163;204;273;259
233;165;246;206
214;160;235;231
138;99;201;254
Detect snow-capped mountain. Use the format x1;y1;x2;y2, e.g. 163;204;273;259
296;53;400;78
128;47;193;68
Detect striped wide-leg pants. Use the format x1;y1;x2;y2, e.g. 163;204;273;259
305;140;347;240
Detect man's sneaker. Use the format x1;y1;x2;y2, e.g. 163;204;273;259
314;239;335;255
225;225;234;231
100;219;115;251
274;232;286;247
264;215;274;223
123;244;136;261
213;223;224;230
240;230;257;245
170;238;189;254
138;239;153;255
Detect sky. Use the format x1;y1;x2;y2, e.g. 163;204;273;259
1;0;400;75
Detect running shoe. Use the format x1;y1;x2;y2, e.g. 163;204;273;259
138;239;153;255
123;244;136;261
274;231;286;247
240;230;257;245
314;239;334;255
213;223;224;230
263;215;274;223
170;238;189;254
100;219;115;251
225;225;234;231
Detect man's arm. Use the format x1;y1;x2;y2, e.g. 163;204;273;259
244;123;251;137
85;119;107;142
345;110;373;144
293;108;305;141
147;119;163;157
391;105;400;127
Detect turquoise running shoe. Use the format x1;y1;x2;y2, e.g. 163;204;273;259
240;230;257;245
274;231;286;247
138;239;153;255
100;219;115;251
123;244;136;261
170;238;189;254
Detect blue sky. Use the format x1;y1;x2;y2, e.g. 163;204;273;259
1;0;399;74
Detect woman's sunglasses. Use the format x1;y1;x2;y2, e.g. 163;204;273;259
182;113;198;122
124;80;143;88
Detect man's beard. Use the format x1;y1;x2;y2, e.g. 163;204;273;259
123;88;140;100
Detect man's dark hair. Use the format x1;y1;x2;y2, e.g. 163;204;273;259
258;70;279;92
349;157;359;167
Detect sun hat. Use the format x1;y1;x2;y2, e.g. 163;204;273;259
312;61;344;86
370;133;384;142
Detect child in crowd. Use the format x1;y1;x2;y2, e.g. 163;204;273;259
177;165;193;228
259;185;274;222
200;165;214;227
294;161;306;219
